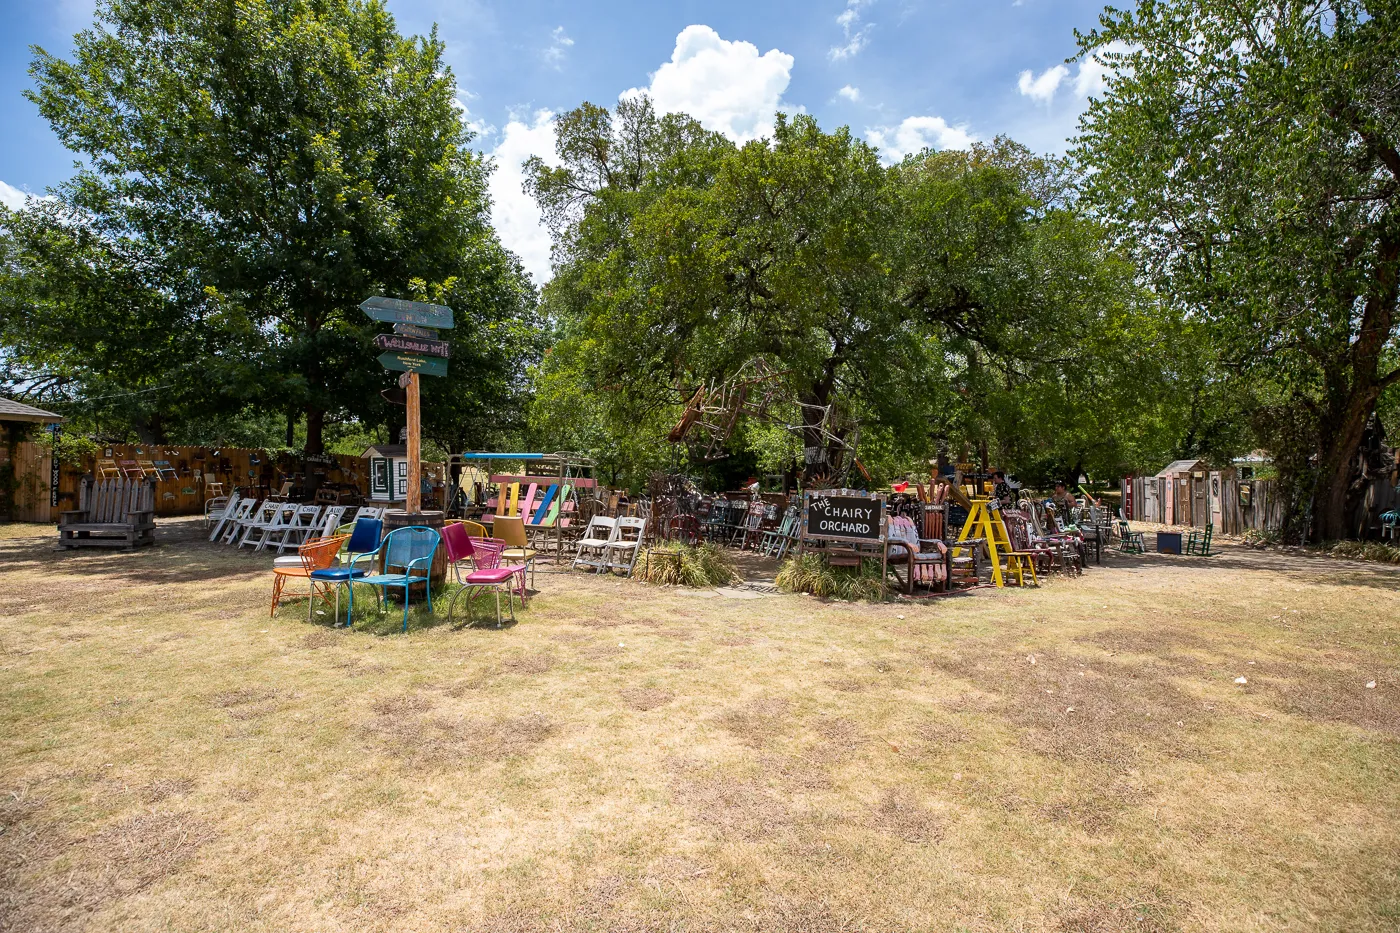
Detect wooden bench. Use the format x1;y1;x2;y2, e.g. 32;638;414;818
58;477;157;549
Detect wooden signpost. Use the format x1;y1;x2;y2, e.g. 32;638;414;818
361;297;455;514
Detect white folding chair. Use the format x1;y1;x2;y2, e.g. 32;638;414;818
217;497;259;543
240;502;296;550
605;516;647;576
572;516;618;572
270;504;323;553
206;492;238;536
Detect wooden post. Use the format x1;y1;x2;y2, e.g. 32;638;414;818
406;372;421;515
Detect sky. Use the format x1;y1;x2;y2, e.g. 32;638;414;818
0;0;1114;285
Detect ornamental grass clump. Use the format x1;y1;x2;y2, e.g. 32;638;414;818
1325;540;1400;565
775;553;888;601
636;542;740;587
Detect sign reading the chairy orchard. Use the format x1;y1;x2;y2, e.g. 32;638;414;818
804;491;885;542
359;296;454;329
373;333;451;358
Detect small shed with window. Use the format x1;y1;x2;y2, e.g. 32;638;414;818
361;444;409;503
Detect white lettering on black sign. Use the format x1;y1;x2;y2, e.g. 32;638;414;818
805;494;884;541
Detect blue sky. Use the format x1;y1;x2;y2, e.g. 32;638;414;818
0;0;1113;282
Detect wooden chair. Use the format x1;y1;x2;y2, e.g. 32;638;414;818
58;477;157;549
1116;520;1146;554
1186;523;1214;556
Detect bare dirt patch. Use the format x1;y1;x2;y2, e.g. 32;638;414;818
620;687;673;711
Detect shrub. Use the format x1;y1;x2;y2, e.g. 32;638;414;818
635;542;739;587
1325;540;1400;565
775;553;888;601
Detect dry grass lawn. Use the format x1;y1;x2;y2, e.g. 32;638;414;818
1;518;1398;932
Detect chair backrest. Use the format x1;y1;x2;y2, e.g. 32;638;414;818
382;525;441;576
294;504;321;525
531;484;560;525
583;515;617;539
615;516;646;544
298;534;349;573
469;537;507;570
441;521;475;565
456;519;488;538
319;505;347;537
494;514;530;549
887;515;920;555
347;517;383;555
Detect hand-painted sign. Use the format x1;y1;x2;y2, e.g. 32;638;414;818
804;492;885;542
377;351;448;377
393;322;437;339
373;333;451;358
359;296;454;329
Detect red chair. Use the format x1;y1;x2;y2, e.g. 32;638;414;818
442;524;526;628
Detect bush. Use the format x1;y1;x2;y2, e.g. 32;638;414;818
775;553;888;601
635;542;739;587
1324;540;1400;565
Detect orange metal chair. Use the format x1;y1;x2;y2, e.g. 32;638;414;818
270;534;348;617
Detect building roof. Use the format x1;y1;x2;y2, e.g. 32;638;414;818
1154;458;1207;478
362;444;408;459
0;397;63;424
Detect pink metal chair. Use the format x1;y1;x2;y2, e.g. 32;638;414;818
442;525;526;628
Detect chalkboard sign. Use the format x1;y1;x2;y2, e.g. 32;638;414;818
804;491;886;543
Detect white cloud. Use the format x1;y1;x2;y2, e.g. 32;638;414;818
0;181;31;211
866;116;976;163
543;26;573;69
837;84;862;102
830;0;875;60
1016;64;1068;104
486;110;557;285
622;25;794;144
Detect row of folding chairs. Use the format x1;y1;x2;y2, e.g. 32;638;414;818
572;516;647;576
207;492;387;553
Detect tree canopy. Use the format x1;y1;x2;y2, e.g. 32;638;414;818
1;0;539;453
1074;0;1400;538
528;98;1174;488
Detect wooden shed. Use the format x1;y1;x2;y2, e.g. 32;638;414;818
0;398;64;523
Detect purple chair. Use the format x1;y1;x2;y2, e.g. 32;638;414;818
443;525;526;628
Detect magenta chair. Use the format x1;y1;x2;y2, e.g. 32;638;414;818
442;524;526;628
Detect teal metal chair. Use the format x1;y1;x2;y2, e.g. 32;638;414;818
352;525;441;631
1116;519;1146;554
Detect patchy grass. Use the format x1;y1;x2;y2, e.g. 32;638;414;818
1;518;1398;931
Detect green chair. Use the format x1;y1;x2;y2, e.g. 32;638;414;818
1116;519;1145;554
1186;523;1214;556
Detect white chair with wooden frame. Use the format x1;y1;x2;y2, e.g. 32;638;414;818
605;516;647;577
572;516;618;572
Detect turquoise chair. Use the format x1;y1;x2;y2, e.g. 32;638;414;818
352;525;441;631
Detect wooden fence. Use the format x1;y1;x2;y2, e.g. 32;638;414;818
1122;472;1397;538
4;443;368;524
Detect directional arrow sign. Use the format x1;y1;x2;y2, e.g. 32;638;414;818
359;296;454;329
393;322;437;339
374;333;451;358
378;351;448;377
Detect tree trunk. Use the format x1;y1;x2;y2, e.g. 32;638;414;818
1311;385;1379;541
304;406;325;455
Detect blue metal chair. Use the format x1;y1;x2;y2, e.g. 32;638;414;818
342;516;383;566
351;525;441;631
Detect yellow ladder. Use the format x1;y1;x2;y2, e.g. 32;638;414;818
953;498;1014;588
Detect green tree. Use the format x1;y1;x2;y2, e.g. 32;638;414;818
10;0;526;452
1074;0;1400;538
529;100;1155;488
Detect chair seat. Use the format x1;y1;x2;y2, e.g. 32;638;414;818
273;566;313;579
464;568;516;584
358;573;427;587
310;568;368;582
503;547;537;561
578;537;611;547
